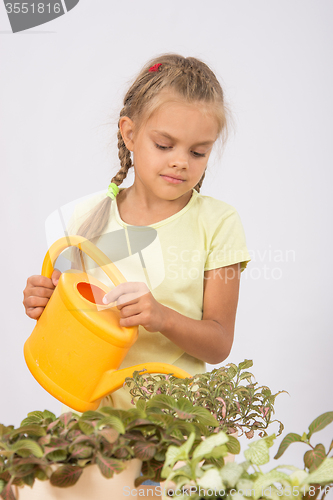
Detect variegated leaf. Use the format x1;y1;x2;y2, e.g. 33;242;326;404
133;441;157;461
304;444;326;471
308;412;333;439
274;433;302;459
96;454;125;479
50;464;83;487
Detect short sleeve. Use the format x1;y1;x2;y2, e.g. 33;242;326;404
204;209;251;272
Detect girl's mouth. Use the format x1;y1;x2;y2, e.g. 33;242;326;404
161;175;184;184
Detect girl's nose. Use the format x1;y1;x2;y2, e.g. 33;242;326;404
169;151;189;170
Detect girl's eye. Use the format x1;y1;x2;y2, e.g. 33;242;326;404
155;143;206;158
155;143;170;150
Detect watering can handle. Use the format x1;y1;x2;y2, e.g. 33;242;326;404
41;235;127;287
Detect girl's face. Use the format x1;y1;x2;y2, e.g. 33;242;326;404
123;97;219;203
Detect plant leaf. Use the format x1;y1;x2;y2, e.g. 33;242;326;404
69;445;93;460
133;441;157;461
238;360;253;370
146;394;178;410
193;431;229;460
163;432;196;471
274;433;302;459
0;425;14;439
98;428;119;444
9;425;46;439
301;457;333;485
96;454;125;479
244;438;271;466
239;372;254;381
147;413;175;427
135;399;146;412
188;407;219;427
42;410;56;421
304;444;326;471
97;416;125;434
220;462;244;488
11;439;44;458
197;467;225;490
19;416;42;426
0;482;16;500
308;412;333;439
252;470;292;500
59;412;73;427
45;449;68;462
20;412;46;427
46;419;60;432
22;473;35;487
78;421;94;436
50;464;83;487
227;365;237;378
226;435;241;455
80;411;104;421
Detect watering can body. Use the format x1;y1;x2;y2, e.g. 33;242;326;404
24;236;190;412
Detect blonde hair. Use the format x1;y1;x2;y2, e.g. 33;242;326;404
72;53;230;268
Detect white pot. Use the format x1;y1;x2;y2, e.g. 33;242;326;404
15;459;142;500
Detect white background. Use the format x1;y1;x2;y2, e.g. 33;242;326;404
1;0;332;479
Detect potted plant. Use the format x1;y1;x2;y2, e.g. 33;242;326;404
160;411;333;500
0;360;284;499
125;359;285;439
0;396;220;499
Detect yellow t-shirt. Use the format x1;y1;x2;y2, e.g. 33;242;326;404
64;188;251;410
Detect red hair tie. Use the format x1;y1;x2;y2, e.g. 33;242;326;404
149;63;162;72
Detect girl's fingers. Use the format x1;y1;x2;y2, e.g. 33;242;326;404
103;282;149;305
24;296;50;309
23;272;61;320
26;306;45;320
34;286;54;298
51;268;61;286
119;303;141;318
117;291;149;307
119;315;141;328
23;287;54;307
27;275;55;290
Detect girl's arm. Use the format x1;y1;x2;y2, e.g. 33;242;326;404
158;263;240;364
103;263;241;365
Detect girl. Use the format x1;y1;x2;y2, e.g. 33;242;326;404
23;53;251;410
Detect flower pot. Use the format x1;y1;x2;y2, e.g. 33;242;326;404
15;459;142;500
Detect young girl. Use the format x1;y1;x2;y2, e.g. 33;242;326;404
23;53;251;411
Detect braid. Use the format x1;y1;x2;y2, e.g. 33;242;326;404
111;107;133;186
194;169;206;193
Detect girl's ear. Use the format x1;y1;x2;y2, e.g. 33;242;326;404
119;116;135;152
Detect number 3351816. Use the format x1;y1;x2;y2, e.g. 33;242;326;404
5;3;62;14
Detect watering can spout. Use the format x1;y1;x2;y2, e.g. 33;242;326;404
90;363;191;403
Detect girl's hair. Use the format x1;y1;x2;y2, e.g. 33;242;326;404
71;53;230;268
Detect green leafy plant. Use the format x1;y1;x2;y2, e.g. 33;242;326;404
125;360;285;438
0;360;285;499
160;411;333;500
0;396;221;499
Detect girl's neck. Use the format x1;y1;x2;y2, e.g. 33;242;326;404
116;186;193;226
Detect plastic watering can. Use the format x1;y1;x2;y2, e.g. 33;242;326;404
24;236;191;412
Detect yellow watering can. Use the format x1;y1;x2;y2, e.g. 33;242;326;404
24;236;191;412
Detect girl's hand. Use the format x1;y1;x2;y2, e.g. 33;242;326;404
102;282;167;333
23;269;61;320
